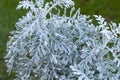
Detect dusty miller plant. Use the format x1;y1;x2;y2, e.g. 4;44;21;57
5;0;120;80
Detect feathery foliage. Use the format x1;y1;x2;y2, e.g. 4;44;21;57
5;0;120;80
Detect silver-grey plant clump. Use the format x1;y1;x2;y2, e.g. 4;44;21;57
5;0;120;80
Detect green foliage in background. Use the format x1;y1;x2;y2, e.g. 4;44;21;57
75;0;120;22
0;0;120;79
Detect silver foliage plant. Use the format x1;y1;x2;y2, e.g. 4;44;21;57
5;0;120;80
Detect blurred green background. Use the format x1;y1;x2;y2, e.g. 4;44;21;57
0;0;120;79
